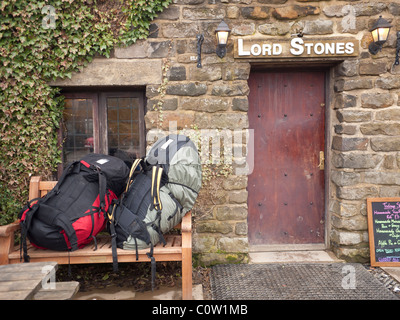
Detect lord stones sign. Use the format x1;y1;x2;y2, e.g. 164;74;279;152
234;37;359;59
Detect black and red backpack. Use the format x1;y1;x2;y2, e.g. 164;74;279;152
19;153;129;262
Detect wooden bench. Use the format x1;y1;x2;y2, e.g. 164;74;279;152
0;176;193;300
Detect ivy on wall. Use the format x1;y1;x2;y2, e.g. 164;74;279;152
0;0;171;225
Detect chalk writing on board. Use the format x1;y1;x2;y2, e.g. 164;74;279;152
371;201;400;263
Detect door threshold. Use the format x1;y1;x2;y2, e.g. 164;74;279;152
249;244;326;252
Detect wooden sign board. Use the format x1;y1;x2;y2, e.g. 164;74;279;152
367;197;400;266
234;38;359;59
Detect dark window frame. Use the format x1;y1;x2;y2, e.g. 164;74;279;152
59;90;145;176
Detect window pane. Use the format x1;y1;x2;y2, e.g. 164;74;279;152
107;97;140;162
62;98;94;165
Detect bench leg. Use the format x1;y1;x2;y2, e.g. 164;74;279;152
182;246;192;300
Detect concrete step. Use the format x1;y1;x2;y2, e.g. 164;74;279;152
249;250;343;264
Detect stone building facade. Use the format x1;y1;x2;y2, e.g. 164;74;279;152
52;0;400;265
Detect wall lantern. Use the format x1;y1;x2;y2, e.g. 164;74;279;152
215;20;231;58
368;16;392;55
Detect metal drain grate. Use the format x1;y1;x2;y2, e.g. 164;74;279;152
211;263;399;300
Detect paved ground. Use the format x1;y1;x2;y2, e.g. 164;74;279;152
71;250;400;300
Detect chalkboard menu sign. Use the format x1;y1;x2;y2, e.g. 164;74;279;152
367;197;400;266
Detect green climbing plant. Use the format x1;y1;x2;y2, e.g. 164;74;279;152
0;0;171;225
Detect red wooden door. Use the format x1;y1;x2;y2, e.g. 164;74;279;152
248;70;326;245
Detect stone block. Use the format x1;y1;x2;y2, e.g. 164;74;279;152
336;110;371;123
389;3;400;15
359;61;387;75
182;8;225;20
376;108;400;121
361;93;394;109
333;246;370;263
162;23;200;38
353;2;386;16
50;59;162;86
360;122;400;136
145;111;195;130
147;98;178;111
332;136;368;151
272;5;320;20
258;22;290;36
189;65;222;81
258;0;287;3
380;186;400;197
371;137;400;151
337;185;379;200
148;40;174;58
303;19;333;35
226;6;240;19
364;171;400;185
332;215;367;231
194;113;249;129
331;170;362;187
215;206;247;221
211;81;250;96
114;41;149;59
376;76;400;89
338;202;361;218
168;66;186;81
232;98;249;111
334;93;357;109
156;6;180;20
334;124;357;135
181;97;229;113
218;237;249;253
223;176;248;190
235;222;248;235
334;78;374;92
332;153;383;169
196;221;233;234
166;82;207;96
231;23;256;36
228;190;248;204
335;61;358;77
241;7;270;19
193;236;217;253
146;85;160;98
331;229;363;246
222;63;251;81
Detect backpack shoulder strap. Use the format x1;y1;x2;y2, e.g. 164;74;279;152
107;158;142;273
151;165;163;213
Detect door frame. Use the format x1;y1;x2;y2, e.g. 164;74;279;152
247;65;333;250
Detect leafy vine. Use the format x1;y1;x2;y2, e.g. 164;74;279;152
0;0;171;224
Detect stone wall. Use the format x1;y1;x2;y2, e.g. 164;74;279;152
53;0;400;264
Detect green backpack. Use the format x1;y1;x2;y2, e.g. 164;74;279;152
108;134;202;287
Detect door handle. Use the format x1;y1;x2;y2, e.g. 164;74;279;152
318;151;325;170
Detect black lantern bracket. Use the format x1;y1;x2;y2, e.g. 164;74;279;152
196;34;204;68
395;31;400;66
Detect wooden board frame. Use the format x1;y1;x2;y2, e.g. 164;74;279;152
367;197;400;267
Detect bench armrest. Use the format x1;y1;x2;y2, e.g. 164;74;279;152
0;222;20;237
0;222;20;265
181;211;192;233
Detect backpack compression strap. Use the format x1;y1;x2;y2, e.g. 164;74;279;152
108;158;142;273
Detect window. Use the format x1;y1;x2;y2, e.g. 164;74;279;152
61;91;145;170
